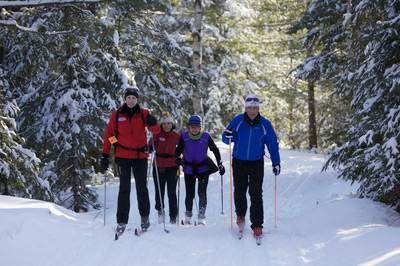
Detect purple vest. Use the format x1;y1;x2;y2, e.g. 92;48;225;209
182;131;209;175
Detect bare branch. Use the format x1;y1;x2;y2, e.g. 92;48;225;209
0;19;76;34
0;0;104;8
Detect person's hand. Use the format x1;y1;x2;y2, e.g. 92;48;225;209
218;161;225;175
175;157;182;166
145;114;157;127
100;153;109;172
224;127;233;139
272;164;281;176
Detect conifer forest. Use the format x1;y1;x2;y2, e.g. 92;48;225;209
1;0;399;212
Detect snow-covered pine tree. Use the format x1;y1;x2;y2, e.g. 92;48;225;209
106;0;195;129
286;0;351;150
200;0;312;142
0;85;53;200
3;4;124;212
325;0;400;210
291;0;400;210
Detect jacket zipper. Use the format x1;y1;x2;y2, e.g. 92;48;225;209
247;125;252;160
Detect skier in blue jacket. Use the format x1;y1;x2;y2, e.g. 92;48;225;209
222;94;281;237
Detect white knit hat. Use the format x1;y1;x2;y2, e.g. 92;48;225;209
245;94;260;108
160;114;174;124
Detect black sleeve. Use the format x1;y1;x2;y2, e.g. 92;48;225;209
174;136;185;158
208;136;222;163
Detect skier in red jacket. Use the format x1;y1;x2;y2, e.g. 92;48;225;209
148;114;181;224
100;85;160;237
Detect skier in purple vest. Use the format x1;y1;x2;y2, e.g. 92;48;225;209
174;115;225;225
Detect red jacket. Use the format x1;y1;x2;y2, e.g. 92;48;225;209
149;130;181;168
102;104;160;159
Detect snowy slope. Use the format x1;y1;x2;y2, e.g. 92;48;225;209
1;143;400;266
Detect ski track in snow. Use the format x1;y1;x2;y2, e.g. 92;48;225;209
1;143;400;266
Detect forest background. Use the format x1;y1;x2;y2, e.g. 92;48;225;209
1;0;399;214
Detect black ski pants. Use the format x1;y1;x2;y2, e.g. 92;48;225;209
116;157;150;224
153;166;178;220
184;171;209;219
232;157;264;229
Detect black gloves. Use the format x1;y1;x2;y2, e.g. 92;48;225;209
100;153;109;172
224;127;233;139
218;161;225;175
145;114;157;127
272;164;281;176
175;157;182;166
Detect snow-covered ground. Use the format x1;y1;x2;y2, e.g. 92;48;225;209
1;143;400;266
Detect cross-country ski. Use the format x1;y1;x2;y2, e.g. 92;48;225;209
134;228;147;237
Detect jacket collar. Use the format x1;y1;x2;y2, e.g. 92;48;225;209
244;112;261;127
121;103;141;117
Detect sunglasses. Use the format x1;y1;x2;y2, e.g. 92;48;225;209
162;113;172;118
246;98;259;102
125;87;139;93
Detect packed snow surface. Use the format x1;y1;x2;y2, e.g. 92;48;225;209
1;143;400;266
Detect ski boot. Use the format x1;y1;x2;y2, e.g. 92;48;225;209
237;216;245;231
253;227;263;245
115;223;126;240
141;216;150;232
198;213;206;226
182;211;192;225
237;216;245;239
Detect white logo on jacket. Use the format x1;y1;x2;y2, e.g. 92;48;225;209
118;117;127;121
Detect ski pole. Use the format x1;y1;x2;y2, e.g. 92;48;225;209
177;167;180;226
194;193;199;214
104;170;107;226
220;174;224;214
229;138;233;230
274;173;277;228
150;127;170;233
147;153;153;182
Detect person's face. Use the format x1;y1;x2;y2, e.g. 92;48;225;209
189;125;201;135
162;122;173;132
245;106;259;120
126;95;138;108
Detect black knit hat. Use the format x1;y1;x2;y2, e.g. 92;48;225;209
125;85;140;99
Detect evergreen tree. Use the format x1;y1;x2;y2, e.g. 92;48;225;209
2;3;124;211
291;0;400;210
106;0;196;129
0;86;53;200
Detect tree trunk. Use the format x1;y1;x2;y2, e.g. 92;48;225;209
71;140;81;212
308;81;317;149
192;0;204;117
1;177;10;195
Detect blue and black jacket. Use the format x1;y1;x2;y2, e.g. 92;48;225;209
222;113;280;165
